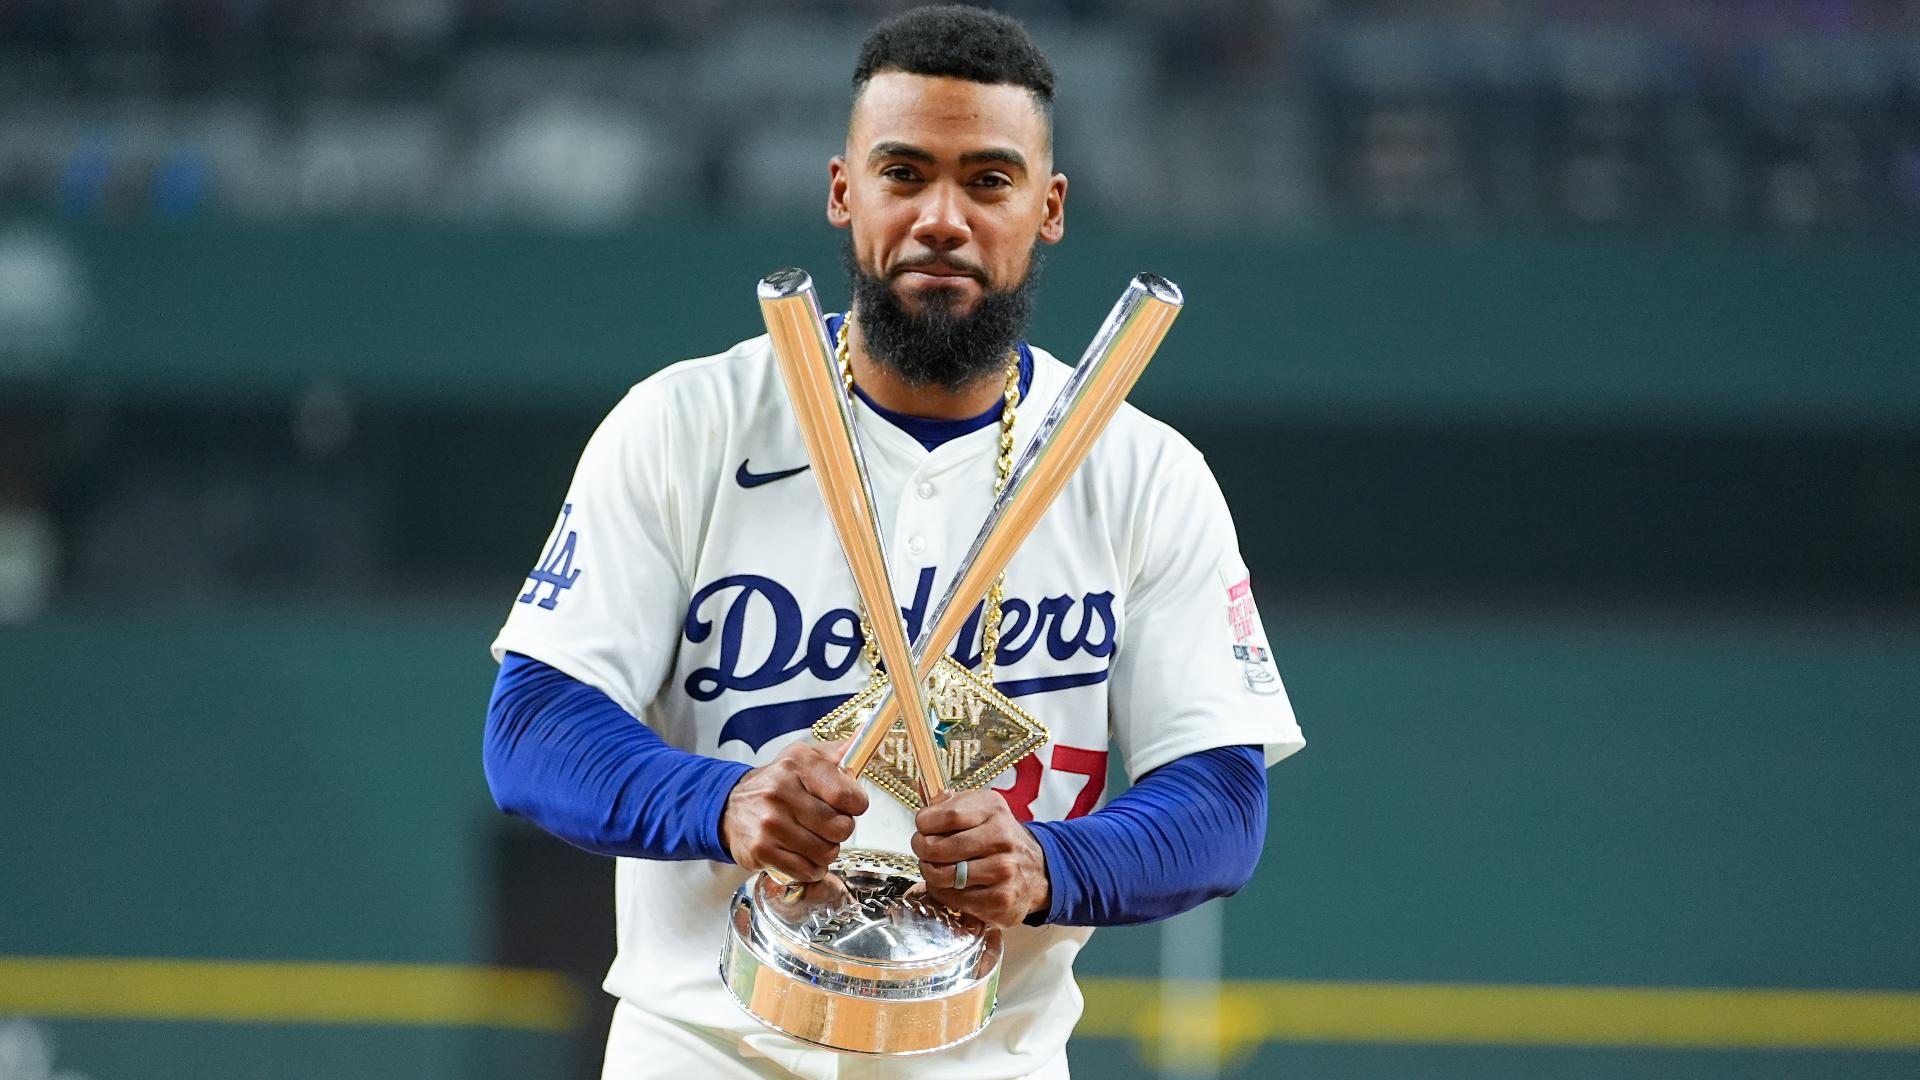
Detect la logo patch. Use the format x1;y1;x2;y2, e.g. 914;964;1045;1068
519;502;583;610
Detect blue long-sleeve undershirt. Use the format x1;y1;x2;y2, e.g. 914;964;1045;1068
484;652;749;861
1027;743;1266;926
484;653;1268;925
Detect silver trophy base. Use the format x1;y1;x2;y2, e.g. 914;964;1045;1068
719;849;1003;1056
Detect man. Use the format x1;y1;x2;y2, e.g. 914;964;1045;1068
485;7;1303;1078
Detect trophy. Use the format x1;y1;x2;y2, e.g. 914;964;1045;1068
719;267;1183;1056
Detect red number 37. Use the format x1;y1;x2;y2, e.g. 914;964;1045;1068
992;744;1108;821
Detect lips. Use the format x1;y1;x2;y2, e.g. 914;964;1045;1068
893;261;982;282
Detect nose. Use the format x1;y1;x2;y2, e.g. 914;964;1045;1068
911;181;971;252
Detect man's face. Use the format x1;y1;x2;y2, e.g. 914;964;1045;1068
829;71;1067;319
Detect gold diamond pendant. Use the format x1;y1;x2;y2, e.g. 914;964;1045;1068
813;656;1049;810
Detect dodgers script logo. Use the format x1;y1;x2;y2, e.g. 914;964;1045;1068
686;566;1118;752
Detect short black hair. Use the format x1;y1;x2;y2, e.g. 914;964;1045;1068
852;5;1055;115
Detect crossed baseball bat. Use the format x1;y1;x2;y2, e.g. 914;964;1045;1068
759;268;1183;805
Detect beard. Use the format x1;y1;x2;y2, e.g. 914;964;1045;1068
841;238;1043;393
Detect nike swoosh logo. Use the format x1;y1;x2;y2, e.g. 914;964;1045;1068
736;459;811;488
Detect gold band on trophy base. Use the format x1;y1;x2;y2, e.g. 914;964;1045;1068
814;657;1048;811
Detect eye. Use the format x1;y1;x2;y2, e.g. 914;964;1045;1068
971;173;1013;190
881;164;921;183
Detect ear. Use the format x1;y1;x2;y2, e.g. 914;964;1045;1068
827;155;852;229
1038;172;1067;245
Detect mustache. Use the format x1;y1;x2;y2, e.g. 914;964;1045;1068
888;253;988;280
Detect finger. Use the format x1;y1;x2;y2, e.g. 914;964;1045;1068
762;850;831;884
921;882;1017;928
917;852;1011;892
910;820;1005;865
791;799;857;844
915;790;1000;835
797;758;870;817
761;817;841;869
739;819;833;882
812;737;854;758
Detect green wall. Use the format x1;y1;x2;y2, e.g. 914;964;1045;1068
8;220;1918;429
4;604;1916;1078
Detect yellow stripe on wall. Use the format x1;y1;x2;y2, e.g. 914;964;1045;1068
1079;977;1920;1065
0;957;579;1032
3;958;1918;1055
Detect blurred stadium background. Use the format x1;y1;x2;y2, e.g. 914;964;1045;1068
2;0;1918;1077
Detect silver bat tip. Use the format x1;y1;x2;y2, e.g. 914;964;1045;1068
759;268;815;300
1134;272;1183;306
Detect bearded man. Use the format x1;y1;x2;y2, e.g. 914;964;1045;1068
484;6;1303;1077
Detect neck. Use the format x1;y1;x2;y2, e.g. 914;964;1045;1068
843;308;1011;420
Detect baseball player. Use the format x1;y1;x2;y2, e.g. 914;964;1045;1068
485;7;1303;1078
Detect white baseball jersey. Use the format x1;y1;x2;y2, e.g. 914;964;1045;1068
491;326;1304;1080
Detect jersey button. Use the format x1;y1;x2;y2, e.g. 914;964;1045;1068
906;535;926;555
916;481;935;499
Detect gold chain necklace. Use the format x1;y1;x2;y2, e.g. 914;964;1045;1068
834;316;1021;683
811;318;1049;808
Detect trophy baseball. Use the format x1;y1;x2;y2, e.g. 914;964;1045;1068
719;267;1183;1056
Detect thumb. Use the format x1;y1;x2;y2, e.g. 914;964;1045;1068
802;739;870;816
813;737;853;758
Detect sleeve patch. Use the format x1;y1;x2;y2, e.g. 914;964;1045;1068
518;502;585;610
1226;577;1257;642
1224;574;1281;696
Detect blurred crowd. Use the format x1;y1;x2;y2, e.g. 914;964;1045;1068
3;0;1919;231
2;2;1918;622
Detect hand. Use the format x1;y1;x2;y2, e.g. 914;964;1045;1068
721;740;868;882
911;789;1051;928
